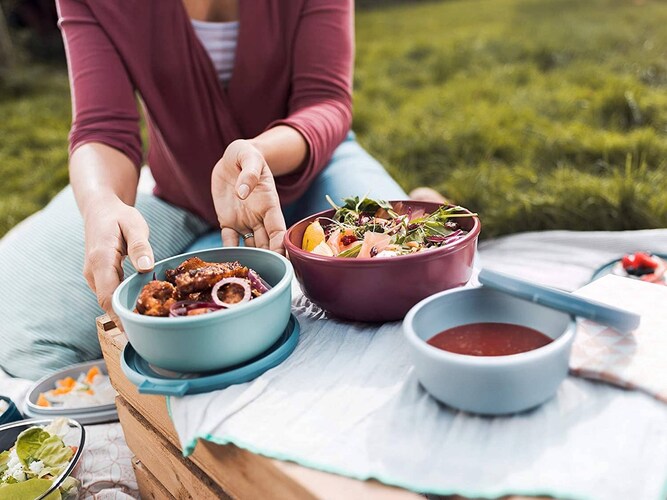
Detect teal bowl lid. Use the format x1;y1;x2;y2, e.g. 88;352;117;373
478;269;641;334
121;314;300;397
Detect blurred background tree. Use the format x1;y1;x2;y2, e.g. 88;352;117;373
1;0;666;239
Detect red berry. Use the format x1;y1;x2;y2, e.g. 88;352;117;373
341;234;357;246
634;252;658;270
621;254;636;269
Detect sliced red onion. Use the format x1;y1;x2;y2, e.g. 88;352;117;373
169;300;222;317
248;269;272;294
211;277;252;308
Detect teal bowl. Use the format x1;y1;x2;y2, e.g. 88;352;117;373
112;248;293;373
0;396;22;425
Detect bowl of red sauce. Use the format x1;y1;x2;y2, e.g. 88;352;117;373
403;286;576;415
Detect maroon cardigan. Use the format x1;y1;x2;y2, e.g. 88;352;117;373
56;0;354;225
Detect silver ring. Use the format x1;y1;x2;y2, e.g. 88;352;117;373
242;232;254;241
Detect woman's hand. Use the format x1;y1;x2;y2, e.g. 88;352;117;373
82;195;154;321
212;139;287;254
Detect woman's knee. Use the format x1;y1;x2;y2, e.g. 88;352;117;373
0;187;101;379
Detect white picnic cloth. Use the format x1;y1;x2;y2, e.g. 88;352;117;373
170;229;667;500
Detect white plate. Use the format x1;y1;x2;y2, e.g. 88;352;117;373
24;360;117;417
22;404;118;425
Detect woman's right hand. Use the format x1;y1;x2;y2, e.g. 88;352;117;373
82;195;154;322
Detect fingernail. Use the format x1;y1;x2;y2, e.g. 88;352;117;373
138;255;153;270
237;184;250;199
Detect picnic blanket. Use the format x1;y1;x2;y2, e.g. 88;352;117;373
170;229;667;500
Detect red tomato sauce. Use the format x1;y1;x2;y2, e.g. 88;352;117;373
427;322;553;356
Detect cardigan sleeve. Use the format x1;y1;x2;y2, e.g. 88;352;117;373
56;0;143;169
269;0;354;199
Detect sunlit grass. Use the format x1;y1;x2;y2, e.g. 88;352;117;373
0;66;71;235
354;0;667;237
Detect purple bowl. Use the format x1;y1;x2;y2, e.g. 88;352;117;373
284;201;481;322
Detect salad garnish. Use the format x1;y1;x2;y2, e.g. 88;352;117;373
36;366;115;409
301;196;476;258
0;418;79;499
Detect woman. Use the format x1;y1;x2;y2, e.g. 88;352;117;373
0;0;440;379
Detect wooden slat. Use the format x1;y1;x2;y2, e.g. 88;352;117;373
98;315;420;500
132;457;175;500
118;397;227;499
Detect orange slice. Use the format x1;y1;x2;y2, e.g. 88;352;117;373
302;220;326;252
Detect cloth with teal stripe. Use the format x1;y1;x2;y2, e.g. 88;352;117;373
170;229;667;500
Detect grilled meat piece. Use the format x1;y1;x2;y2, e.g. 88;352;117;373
165;257;207;284
136;280;177;317
180;291;212;302
168;258;249;295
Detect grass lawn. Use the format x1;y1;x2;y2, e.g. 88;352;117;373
2;0;667;238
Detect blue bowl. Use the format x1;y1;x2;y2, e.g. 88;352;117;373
403;287;576;415
0;396;23;425
112;247;293;373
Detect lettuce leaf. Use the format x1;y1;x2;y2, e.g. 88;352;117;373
33;435;74;471
59;476;79;499
15;428;50;466
0;478;61;500
0;450;9;476
15;423;73;478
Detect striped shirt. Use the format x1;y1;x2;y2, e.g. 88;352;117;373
191;19;239;86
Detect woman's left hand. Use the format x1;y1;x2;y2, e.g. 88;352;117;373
211;139;287;254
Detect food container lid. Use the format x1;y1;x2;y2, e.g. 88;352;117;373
22;403;118;425
24;359;117;418
478;269;641;334
121;314;300;397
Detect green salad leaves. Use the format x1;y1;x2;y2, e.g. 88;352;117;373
0;419;78;499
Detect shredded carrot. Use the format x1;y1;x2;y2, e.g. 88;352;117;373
85;389;94;395
37;394;51;407
85;366;100;384
56;377;76;389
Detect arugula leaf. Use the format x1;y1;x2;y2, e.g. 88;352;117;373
340;196;391;214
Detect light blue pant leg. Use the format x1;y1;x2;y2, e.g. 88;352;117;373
186;132;407;251
0;187;209;379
